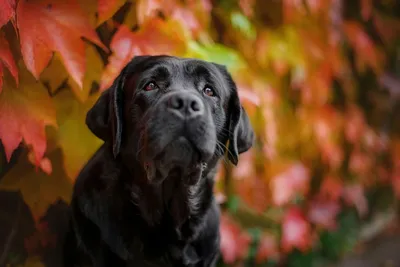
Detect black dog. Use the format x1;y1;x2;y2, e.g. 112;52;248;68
63;55;254;267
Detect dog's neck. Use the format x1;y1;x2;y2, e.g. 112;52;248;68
122;159;216;230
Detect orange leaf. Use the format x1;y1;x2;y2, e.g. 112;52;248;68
220;213;251;264
0;63;57;164
281;207;311;253
343;21;384;74
97;0;125;25
0;0;15;28
255;233;279;263
100;18;188;90
136;0;171;24
271;162;310;206
0;31;18;93
16;0;106;87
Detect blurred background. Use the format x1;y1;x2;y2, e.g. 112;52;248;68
0;0;400;266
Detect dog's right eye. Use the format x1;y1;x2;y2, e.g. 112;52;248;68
144;82;158;91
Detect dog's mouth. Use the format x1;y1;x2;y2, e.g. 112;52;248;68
142;136;210;185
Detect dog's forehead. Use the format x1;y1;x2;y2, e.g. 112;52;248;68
141;57;230;93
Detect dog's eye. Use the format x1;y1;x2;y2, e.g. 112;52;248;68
144;82;158;91
203;86;215;97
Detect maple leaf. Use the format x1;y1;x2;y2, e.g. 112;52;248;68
0;149;72;221
271;162;310;206
100;18;189;90
281;206;312;253
0;63;57;164
97;0;125;25
16;0;106;88
220;213;251;264
50;90;103;181
0;31;18;93
255;232;280;264
0;0;15;28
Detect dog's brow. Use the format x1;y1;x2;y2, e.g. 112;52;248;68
151;66;170;80
188;64;212;80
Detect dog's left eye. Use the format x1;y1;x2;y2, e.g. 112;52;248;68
203;86;216;97
144;82;158;91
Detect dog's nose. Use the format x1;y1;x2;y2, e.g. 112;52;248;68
167;93;204;118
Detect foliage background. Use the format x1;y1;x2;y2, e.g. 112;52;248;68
0;0;399;266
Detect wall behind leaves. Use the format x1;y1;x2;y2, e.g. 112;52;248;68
0;0;399;266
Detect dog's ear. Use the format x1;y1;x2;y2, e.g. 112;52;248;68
214;64;255;165
85;55;151;158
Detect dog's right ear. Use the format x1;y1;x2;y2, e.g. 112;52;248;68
86;89;111;142
86;55;152;158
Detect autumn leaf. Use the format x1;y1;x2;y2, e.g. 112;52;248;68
271;162;310;206
0;31;18;93
255;232;280;264
342;184;368;217
343;21;384;74
0;149;72;221
20;257;45;267
0;63;57;164
16;0;106;88
49;90;103;181
0;0;15;28
281;206;312;253
100;18;189;90
220;213;251;264
97;0;125;25
308;198;341;230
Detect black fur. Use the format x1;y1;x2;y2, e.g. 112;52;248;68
63;55;254;267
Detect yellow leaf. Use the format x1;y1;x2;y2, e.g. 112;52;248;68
53;90;103;181
39;54;69;95
21;257;45;267
68;45;104;103
0;149;72;221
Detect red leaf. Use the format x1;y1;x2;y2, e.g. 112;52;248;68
345;105;366;144
361;0;372;21
308;198;340;230
271;162;310;206
16;0;106;87
255;233;279;263
97;0;125;25
343;184;368;217
0;0;15;28
0;64;57;164
239;0;255;17
281;207;311;253
0;31;18;93
343;21;384;74
220;213;251;264
136;0;164;24
319;176;343;202
100;19;188;90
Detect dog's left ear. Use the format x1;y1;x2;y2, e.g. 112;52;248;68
215;64;255;165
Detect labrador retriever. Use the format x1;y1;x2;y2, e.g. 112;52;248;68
63;55;254;267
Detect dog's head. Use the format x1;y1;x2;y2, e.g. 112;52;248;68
86;55;254;184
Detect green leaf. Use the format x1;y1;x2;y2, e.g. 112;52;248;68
185;41;246;73
319;208;360;260
230;11;257;40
